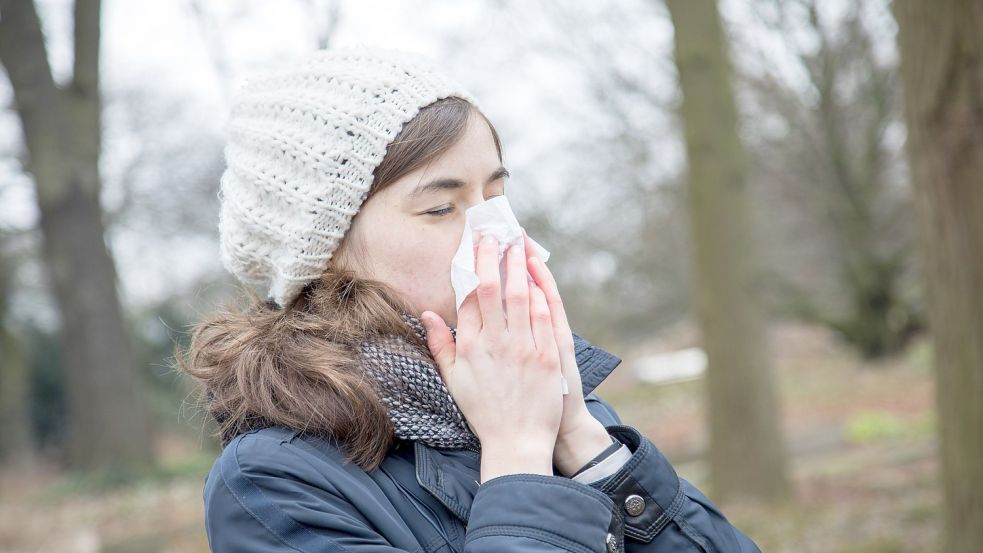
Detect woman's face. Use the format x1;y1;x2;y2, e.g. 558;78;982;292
344;113;508;328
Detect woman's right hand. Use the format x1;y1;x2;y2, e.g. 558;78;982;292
422;234;565;482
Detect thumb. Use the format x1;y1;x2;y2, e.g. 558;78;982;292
421;311;456;384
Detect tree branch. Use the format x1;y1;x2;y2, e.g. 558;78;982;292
0;0;63;150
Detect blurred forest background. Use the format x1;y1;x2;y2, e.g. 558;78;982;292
0;0;980;552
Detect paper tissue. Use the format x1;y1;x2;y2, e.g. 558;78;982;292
450;195;550;311
449;195;567;394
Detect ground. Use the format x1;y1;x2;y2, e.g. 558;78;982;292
0;322;939;552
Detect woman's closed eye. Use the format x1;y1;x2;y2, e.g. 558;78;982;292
426;195;504;217
426;205;455;217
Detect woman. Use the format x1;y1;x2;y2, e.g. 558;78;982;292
178;45;761;552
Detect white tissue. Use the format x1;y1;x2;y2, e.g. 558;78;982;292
451;195;550;311
449;196;567;395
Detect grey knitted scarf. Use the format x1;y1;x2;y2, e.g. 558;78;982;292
359;312;481;452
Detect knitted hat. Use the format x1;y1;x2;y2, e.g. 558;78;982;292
217;45;481;308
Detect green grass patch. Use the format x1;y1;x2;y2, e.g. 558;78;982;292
846;411;935;444
847;411;905;443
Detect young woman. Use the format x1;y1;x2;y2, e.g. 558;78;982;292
178;45;760;553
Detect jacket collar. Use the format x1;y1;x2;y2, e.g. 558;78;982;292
413;333;622;522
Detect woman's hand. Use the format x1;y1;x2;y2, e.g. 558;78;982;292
520;229;614;478
422;234;565;483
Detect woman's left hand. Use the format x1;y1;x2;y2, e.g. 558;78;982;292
521;229;615;477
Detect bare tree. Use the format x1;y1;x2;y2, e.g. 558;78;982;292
895;1;983;550
444;1;692;344
0;229;32;463
666;0;789;501
0;0;154;468
740;0;921;359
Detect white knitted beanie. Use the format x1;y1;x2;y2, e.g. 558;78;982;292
217;45;480;308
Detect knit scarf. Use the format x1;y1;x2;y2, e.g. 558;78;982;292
358;311;481;452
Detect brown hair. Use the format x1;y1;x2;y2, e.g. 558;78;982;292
176;96;503;472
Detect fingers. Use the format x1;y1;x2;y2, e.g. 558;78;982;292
457;291;482;338
529;282;559;359
522;229;577;397
422;311;457;384
527;245;576;356
522;227;541;265
475;234;507;336
504;243;531;340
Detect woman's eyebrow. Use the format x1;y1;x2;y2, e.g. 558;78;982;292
409;166;510;198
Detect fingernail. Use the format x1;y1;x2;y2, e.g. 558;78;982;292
422;315;432;330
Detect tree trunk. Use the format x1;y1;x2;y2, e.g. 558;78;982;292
895;1;983;550
0;240;34;463
666;0;789;502
0;0;154;468
0;324;33;463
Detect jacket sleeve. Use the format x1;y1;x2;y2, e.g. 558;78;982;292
204;430;626;553
583;393;762;552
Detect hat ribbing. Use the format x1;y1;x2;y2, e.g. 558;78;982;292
217;46;480;308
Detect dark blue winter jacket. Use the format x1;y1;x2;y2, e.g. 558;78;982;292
202;333;762;552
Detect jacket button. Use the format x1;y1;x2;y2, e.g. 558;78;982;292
624;494;646;517
605;532;617;553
